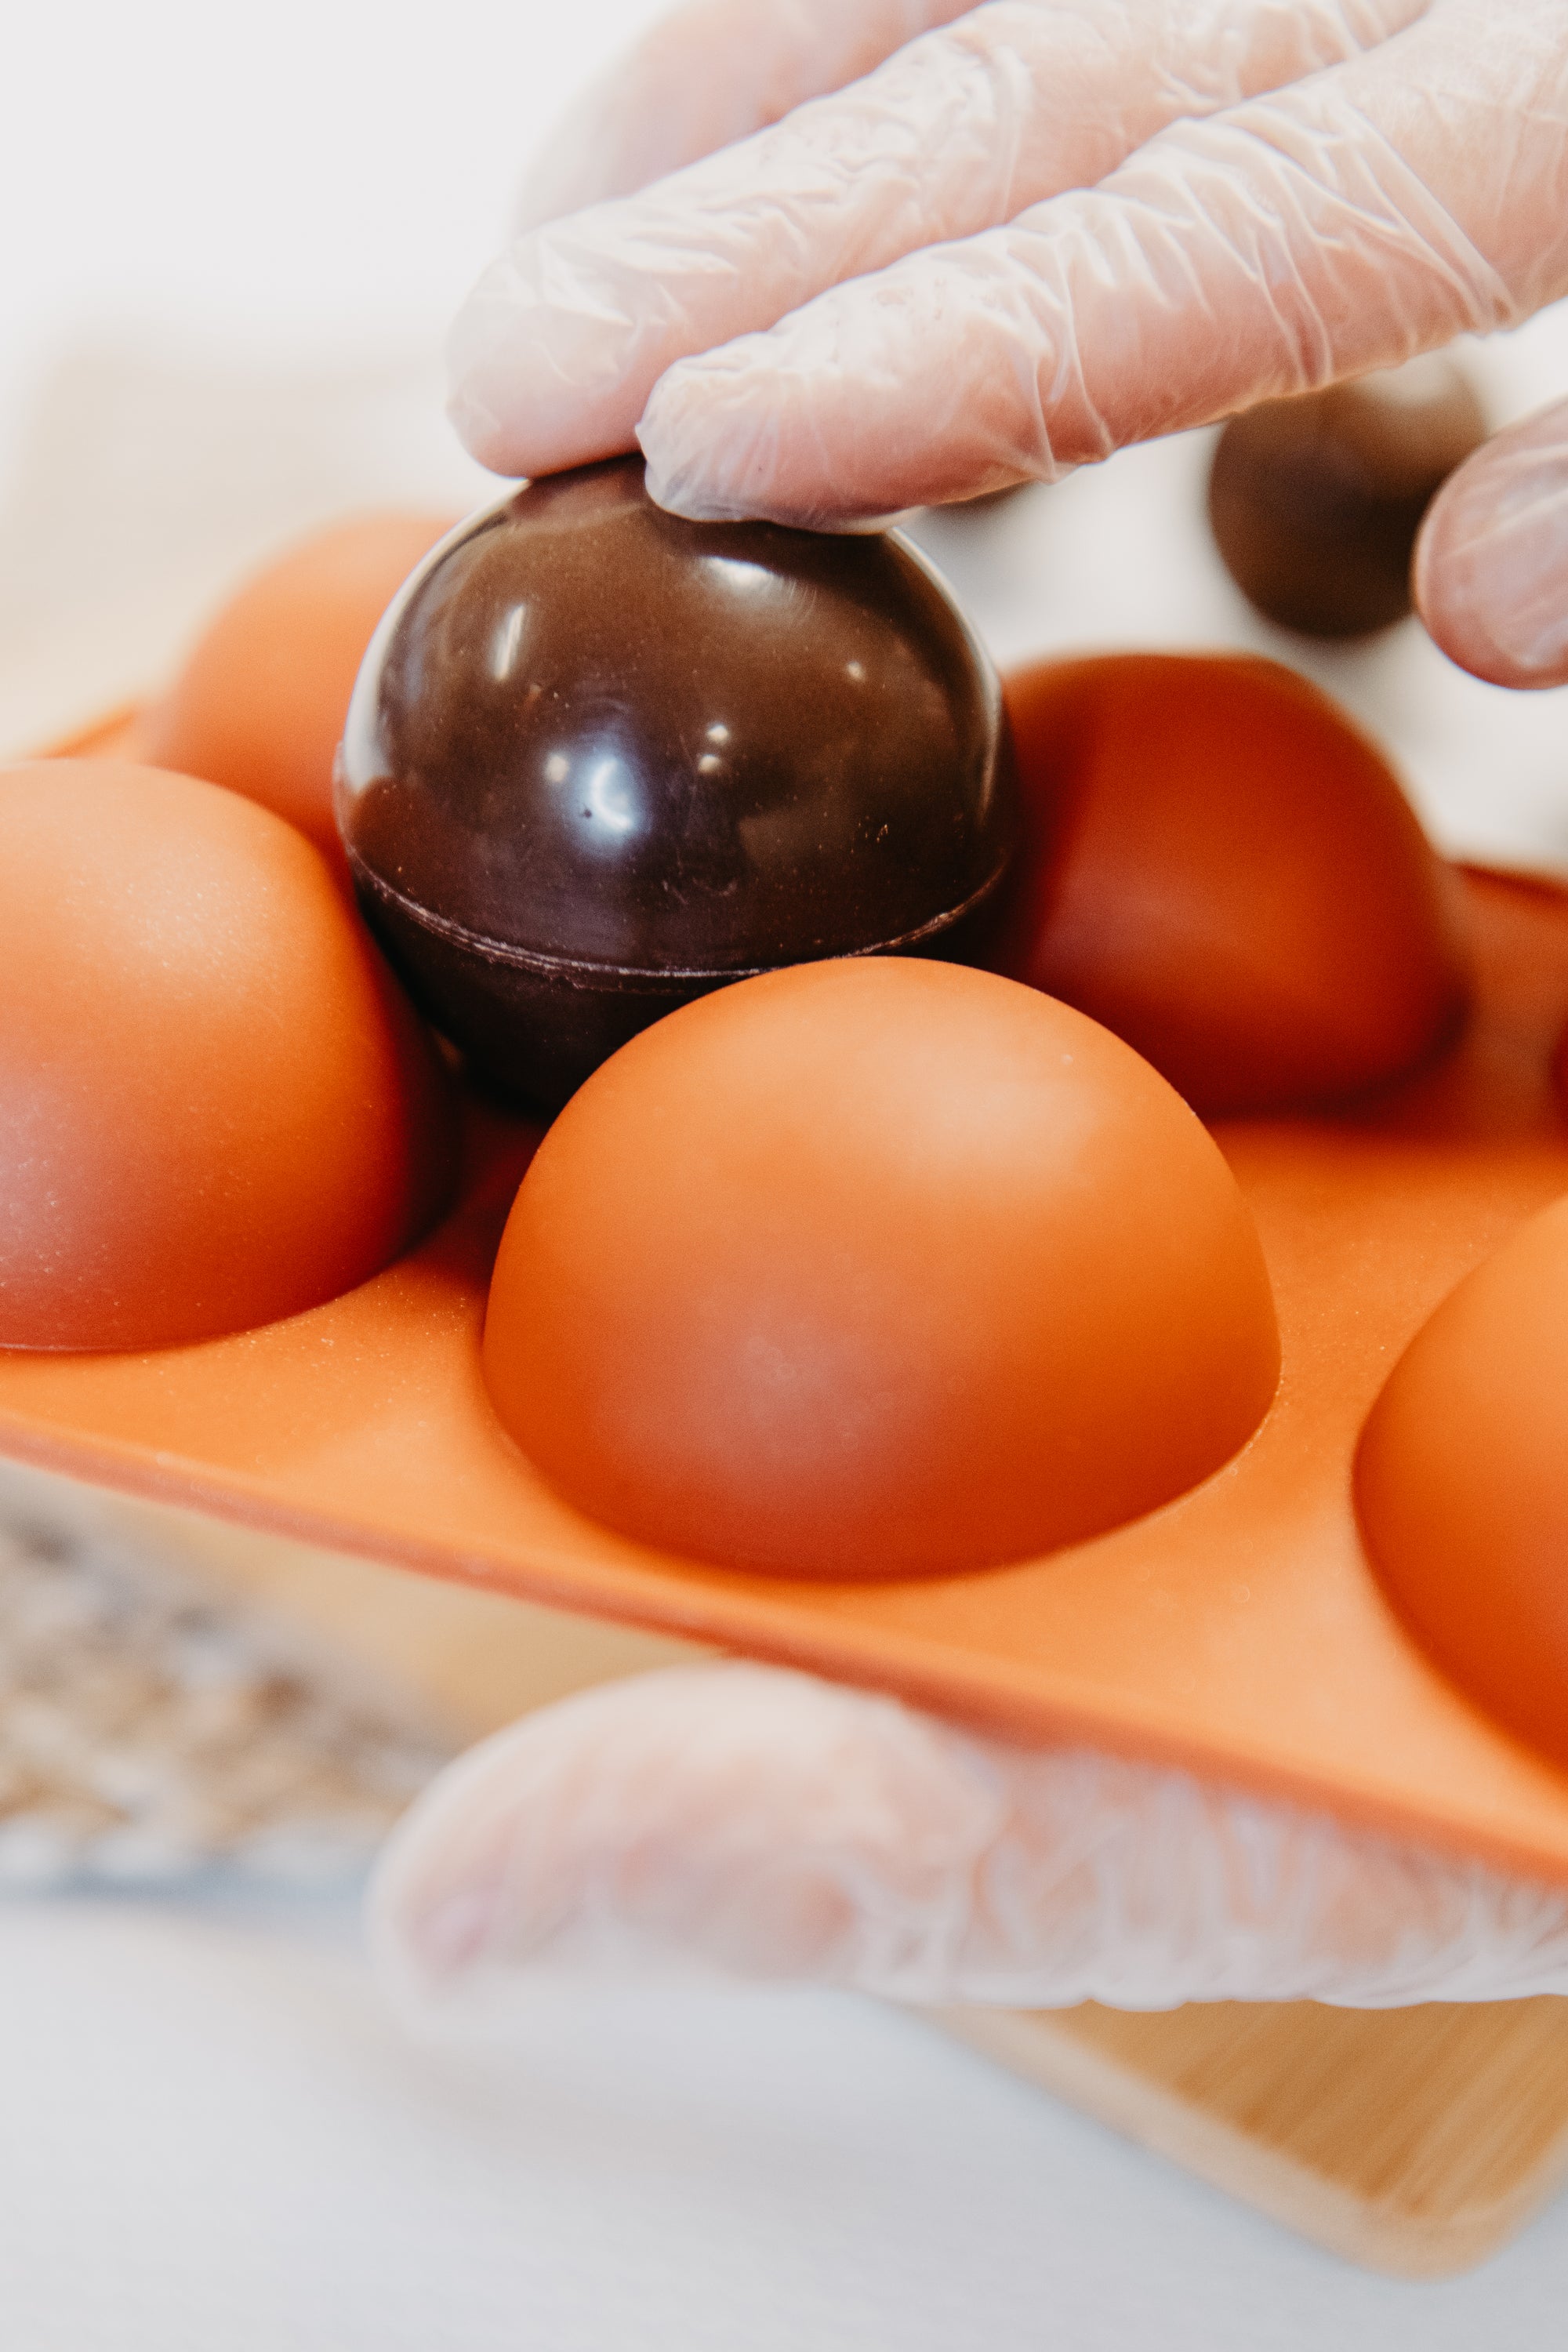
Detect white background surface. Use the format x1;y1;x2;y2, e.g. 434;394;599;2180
4;3;1568;2342
9;1889;1568;2351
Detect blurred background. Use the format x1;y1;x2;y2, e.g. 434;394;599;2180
0;0;668;747
3;5;1568;2345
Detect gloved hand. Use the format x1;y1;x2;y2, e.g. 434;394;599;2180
370;1663;1568;2025
450;0;1568;684
448;0;1568;539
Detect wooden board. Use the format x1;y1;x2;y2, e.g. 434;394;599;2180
939;1996;1568;2278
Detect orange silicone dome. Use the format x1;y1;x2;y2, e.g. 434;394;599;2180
483;956;1279;1579
999;652;1469;1113
138;511;459;858
1356;1194;1568;1768
0;760;455;1351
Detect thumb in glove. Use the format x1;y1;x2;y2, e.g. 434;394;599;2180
1416;394;1568;691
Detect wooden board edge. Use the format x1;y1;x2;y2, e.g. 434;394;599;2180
926;2004;1568;2279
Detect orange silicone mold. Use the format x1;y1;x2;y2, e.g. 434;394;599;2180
4;710;1568;1882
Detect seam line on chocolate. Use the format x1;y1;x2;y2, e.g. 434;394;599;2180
343;848;1013;992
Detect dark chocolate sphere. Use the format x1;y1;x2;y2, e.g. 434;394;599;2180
337;459;1017;1109
1207;356;1486;639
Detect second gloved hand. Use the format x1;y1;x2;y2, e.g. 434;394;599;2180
370;1664;1568;2029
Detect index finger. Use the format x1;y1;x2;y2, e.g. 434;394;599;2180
456;0;1428;478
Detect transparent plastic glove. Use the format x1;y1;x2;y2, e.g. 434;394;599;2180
369;1664;1568;2028
448;0;1568;529
1415;394;1568;690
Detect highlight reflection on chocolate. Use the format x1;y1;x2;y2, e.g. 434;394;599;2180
337;458;1017;1110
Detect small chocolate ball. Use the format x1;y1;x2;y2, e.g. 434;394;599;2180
1207;356;1487;639
338;459;1017;1109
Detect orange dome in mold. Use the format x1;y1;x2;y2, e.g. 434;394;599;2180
0;760;455;1352
999;652;1470;1114
138;511;459;859
482;956;1280;1579
1356;1195;1568;1769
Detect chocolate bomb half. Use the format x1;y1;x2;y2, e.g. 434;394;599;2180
337;458;1017;1109
1207;355;1486;639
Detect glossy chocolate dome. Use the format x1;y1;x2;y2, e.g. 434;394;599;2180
337;459;1016;1108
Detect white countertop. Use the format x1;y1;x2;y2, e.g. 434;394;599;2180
5;1888;1568;2350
